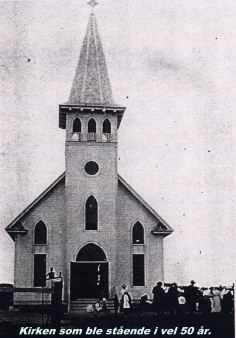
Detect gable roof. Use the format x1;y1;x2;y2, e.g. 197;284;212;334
5;173;65;240
118;175;173;236
5;172;173;240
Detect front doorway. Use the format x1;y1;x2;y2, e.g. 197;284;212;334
70;243;108;300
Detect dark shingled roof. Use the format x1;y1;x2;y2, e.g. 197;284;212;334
68;13;114;106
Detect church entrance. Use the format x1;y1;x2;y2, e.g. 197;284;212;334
70;244;108;300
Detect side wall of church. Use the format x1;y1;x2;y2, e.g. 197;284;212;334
116;181;164;299
14;180;66;304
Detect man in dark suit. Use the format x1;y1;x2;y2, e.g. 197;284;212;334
152;281;165;315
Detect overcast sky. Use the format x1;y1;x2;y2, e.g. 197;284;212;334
0;0;235;286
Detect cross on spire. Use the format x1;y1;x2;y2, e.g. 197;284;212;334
87;0;99;12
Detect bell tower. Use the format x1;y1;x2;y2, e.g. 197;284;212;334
59;4;125;300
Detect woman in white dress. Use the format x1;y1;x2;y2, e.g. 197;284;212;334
211;289;221;312
121;292;132;314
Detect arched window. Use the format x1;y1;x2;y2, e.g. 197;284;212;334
73;118;81;132
102;119;111;142
85;196;98;230
88;118;96;141
103;119;111;134
34;221;47;245
88;118;96;133
132;222;144;244
76;243;107;261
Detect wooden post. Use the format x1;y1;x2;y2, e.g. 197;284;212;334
51;280;63;331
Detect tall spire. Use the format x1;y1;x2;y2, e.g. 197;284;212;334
68;12;114;106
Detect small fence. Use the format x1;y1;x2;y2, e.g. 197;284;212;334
0;281;62;328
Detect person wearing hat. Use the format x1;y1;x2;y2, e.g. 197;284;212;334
168;283;179;316
152;281;165;315
185;280;199;315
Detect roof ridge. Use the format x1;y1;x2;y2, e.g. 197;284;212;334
118;174;173;232
6;172;173;236
5;173;65;232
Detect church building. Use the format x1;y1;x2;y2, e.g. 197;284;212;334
5;5;173;310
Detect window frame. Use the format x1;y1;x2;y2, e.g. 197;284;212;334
72;117;82;133
76;243;107;262
34;221;47;246
132;221;145;245
85;195;99;231
33;254;46;287
132;254;145;287
84;161;100;176
102;118;111;134
88;118;97;133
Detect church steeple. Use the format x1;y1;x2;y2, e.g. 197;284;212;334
59;7;125;130
69;13;114;106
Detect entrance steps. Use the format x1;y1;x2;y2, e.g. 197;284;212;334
70;299;114;314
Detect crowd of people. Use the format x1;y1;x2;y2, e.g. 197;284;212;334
111;281;234;315
150;280;234;315
86;281;234;315
86;298;109;313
